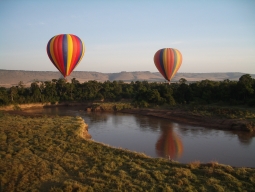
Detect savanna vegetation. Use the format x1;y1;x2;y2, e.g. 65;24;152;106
0;74;254;107
1;113;255;191
1;74;255;190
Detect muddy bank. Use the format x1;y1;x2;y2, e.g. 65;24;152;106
121;108;255;133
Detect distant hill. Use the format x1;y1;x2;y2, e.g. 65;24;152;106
0;69;254;87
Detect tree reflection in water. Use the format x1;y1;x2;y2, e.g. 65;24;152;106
156;124;183;160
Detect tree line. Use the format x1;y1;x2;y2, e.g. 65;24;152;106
0;74;254;107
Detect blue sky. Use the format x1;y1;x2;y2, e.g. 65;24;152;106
0;0;255;73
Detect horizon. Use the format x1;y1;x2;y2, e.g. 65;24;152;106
0;69;254;75
0;1;254;74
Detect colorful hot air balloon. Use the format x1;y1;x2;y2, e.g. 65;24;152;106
46;34;85;77
154;48;182;82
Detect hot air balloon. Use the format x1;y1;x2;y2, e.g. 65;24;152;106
154;48;182;82
46;34;85;77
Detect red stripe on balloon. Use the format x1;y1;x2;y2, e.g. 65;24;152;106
74;35;83;70
58;35;66;76
53;36;62;75
154;50;168;81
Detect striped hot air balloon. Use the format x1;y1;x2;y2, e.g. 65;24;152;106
46;34;85;77
154;48;182;82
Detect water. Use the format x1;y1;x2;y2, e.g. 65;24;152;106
24;107;255;167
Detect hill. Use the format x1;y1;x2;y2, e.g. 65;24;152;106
0;69;254;87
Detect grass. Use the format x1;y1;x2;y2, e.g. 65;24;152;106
0;113;255;191
92;102;133;111
186;104;255;120
92;101;255;123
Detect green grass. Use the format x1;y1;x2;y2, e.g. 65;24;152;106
0;113;255;191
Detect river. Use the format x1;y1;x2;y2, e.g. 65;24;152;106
24;107;255;167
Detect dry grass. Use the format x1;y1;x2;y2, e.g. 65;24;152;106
188;161;201;169
0;112;255;191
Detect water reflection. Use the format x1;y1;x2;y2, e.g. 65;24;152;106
236;132;254;145
156;123;183;160
86;112;109;123
134;115;163;132
20;108;255;167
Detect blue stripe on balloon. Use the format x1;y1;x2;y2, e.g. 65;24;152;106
47;38;54;65
63;34;68;75
77;36;83;62
159;49;168;80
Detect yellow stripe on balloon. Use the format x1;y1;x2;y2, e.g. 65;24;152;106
163;49;169;78
50;36;61;71
171;49;182;79
176;49;182;72
81;41;85;59
66;34;73;75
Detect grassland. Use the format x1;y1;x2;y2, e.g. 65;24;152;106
0;112;255;191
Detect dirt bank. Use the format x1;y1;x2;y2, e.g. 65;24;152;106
121;108;255;133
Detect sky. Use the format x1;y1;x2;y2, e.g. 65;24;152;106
0;0;255;74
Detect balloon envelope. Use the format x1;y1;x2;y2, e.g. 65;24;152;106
154;48;182;82
46;34;85;77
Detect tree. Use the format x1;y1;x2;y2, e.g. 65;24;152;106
147;89;161;103
179;78;187;84
237;74;254;102
0;87;9;105
9;86;18;102
30;82;42;102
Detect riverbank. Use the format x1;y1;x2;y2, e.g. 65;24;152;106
121;108;255;133
0;102;91;111
1;102;255;132
1;113;255;191
85;102;255;132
